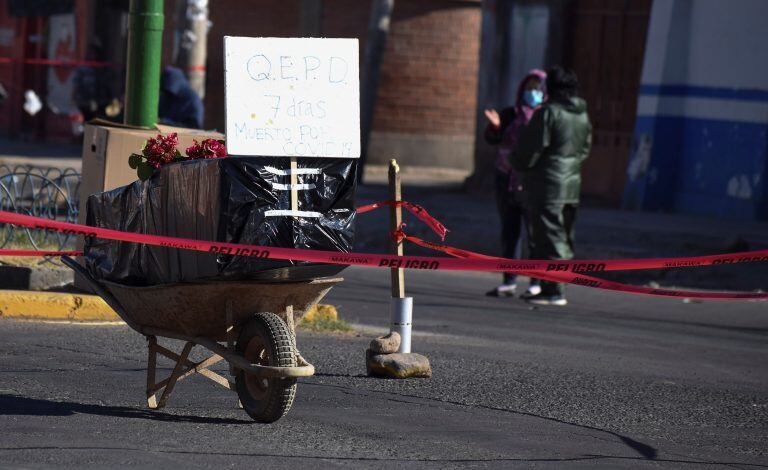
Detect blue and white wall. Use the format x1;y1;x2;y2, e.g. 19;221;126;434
623;0;768;220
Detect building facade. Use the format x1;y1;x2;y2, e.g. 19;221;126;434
471;0;652;203
623;0;768;220
1;0;764;220
200;0;482;171
0;0;93;142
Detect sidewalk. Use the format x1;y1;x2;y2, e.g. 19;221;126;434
0;137;81;171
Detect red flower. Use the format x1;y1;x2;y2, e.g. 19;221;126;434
142;133;180;168
132;134;227;181
185;139;228;160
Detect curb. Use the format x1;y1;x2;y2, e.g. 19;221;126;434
0;290;119;321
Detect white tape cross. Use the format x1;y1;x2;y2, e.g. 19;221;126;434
264;166;322;176
264;210;322;218
271;182;317;191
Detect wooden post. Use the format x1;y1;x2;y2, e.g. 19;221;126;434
389;159;404;298
290;157;299;211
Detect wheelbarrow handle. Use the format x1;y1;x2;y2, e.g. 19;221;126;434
142;325;316;378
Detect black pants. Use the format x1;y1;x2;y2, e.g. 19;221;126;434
495;174;539;286
529;203;578;296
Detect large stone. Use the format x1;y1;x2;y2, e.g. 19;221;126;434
366;350;431;379
369;331;401;354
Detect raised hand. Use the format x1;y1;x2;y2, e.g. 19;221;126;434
484;109;501;128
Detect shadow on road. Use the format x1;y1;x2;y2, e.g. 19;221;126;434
0;394;251;425
305;381;659;460
2;393;764;467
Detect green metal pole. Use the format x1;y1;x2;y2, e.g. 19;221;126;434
124;0;164;127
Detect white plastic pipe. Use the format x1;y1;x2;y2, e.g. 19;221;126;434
390;296;413;353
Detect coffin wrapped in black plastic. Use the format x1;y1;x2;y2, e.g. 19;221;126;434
84;157;356;285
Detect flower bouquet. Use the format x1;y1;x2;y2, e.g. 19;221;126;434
128;133;228;181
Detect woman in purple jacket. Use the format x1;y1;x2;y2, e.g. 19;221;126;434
483;69;546;298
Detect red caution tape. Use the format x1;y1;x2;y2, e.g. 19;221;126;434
0;209;765;301
0;249;82;257
396;231;766;300
395;230;496;260
0;57;115;68
357;200;449;240
0;200;445;257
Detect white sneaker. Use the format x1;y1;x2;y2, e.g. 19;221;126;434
521;284;542;299
525;293;568;306
486;283;517;297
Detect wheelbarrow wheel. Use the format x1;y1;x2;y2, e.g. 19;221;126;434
235;312;297;423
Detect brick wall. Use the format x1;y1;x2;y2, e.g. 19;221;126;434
204;0;300;132
201;0;481;168
373;1;481;137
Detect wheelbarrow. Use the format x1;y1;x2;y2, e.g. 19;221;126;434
62;256;342;423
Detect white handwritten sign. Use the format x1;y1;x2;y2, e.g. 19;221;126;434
224;36;360;158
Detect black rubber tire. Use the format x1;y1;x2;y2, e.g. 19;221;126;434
235;312;297;423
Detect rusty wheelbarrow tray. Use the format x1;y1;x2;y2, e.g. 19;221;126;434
62;256;342;423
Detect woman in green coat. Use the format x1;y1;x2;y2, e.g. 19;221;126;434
513;66;592;306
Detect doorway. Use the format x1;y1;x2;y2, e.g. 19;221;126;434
565;0;652;205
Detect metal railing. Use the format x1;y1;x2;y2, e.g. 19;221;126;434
0;165;80;251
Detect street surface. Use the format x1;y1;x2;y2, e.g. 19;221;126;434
1;266;766;468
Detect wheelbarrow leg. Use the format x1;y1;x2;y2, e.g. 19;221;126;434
226;300;236;376
285;304;296;337
146;338;194;409
146;336;159;409
146;337;234;410
285;304;311;367
156;342;194;409
226;301;243;409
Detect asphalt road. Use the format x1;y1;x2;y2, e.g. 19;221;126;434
1;267;766;469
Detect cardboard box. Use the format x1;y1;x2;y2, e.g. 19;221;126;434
78;120;225;225
76;120;223;291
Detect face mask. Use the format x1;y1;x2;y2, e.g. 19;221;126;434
523;89;544;108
